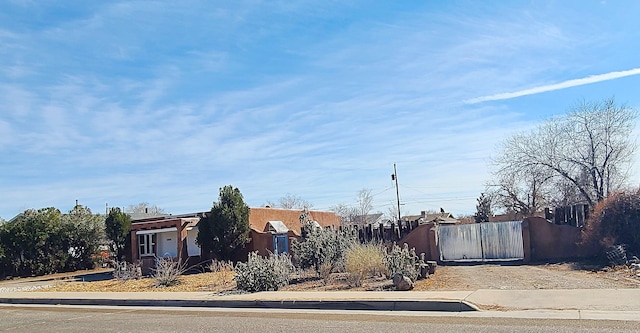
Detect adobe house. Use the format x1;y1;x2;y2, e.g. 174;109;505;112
129;212;205;273
239;207;341;259
129;207;340;273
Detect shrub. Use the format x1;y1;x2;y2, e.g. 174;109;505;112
112;260;142;281
291;227;357;275
384;243;423;282
152;256;186;287
0;207;103;277
318;262;333;285
582;190;640;258
235;252;294;292
344;243;386;287
209;259;235;286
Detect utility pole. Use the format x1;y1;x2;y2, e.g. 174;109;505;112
391;163;401;223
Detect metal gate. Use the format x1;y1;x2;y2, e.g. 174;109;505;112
437;221;524;262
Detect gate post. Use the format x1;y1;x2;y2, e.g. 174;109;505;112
428;223;439;262
521;219;531;263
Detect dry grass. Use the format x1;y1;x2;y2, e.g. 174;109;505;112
38;270;393;293
344;243;387;287
33;262;640;293
38;272;237;293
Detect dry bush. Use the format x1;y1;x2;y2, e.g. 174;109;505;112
318;262;333;285
152;257;186;288
112;260;142;281
209;259;235;286
344;243;386;287
582;190;640;260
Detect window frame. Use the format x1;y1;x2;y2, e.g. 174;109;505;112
138;233;156;257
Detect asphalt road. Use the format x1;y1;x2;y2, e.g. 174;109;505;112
0;306;638;333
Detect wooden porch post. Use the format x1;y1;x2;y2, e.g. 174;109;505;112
130;230;138;262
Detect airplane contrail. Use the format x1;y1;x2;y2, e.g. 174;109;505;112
466;67;640;104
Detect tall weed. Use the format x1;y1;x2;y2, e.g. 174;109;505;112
344;243;386;287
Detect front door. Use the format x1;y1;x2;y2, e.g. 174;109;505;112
273;234;289;254
157;231;178;258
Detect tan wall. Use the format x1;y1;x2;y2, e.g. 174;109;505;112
396;222;438;261
397;218;598;264
525;217;598;261
236;229;274;261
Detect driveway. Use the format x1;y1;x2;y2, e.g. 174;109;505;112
0;269;113;292
415;262;640;290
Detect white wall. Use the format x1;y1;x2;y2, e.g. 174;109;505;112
186;228;201;257
157;231;178;257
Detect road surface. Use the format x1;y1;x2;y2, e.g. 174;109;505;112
0;305;638;333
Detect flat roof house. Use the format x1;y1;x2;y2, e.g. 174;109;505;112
129;207;341;273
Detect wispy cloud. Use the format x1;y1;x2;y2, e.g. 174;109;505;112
466;68;640;104
2;1;640;219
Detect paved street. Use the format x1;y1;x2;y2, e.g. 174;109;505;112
1;306;638;333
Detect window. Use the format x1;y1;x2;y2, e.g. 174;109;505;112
138;233;156;257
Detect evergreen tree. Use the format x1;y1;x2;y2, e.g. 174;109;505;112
197;185;250;261
63;205;105;270
104;207;131;260
475;193;492;223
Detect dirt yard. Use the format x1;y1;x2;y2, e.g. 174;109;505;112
412;263;640;291
12;262;640;293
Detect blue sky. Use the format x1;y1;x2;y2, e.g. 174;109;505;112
2;0;640;219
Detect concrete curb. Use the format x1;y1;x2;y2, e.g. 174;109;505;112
0;297;478;312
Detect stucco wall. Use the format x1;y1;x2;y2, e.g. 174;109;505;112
396;222;438;261
525;217;598;261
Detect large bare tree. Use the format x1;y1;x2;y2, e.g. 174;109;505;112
488;164;553;216
492;98;637;209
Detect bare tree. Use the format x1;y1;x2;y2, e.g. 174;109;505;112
385;202;402;222
268;193;313;209
489;165;552;216
355;189;374;224
125;202;166;215
329;203;358;225
493;98;637;208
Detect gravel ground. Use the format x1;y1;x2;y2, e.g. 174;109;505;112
6;262;640;292
413;262;640;290
0;285;49;292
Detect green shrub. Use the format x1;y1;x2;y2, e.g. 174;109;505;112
152;256;186;287
291;227;357;275
344;243;386;287
0;207;103;277
384;243;423;282
235;252;294;292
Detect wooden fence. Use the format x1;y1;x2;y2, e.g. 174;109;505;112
339;220;421;243
546;204;589;227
